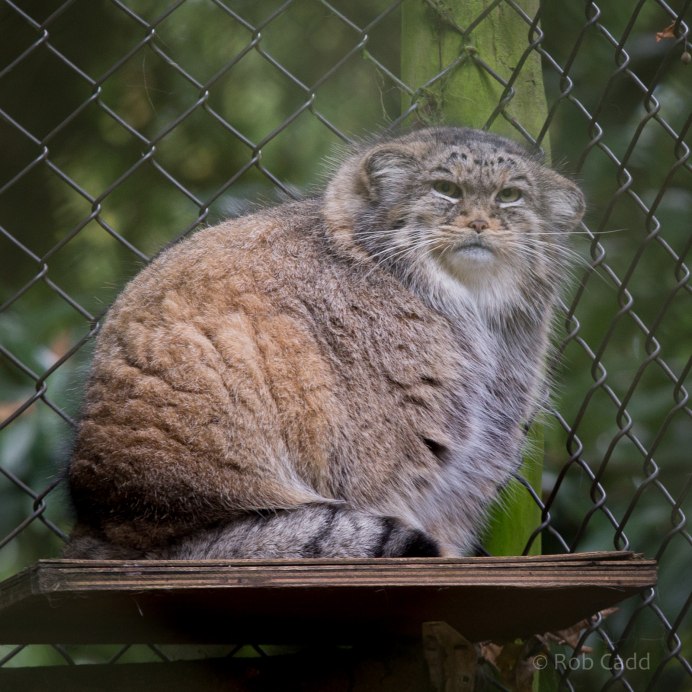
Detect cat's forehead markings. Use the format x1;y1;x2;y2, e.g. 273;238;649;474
431;165;453;177
444;150;468;164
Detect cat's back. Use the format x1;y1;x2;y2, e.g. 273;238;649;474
107;198;325;323
94;197;360;390
97;195;461;385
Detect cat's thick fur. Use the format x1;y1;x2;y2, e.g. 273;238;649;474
65;127;584;559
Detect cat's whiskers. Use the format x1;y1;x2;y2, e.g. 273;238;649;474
497;239;586;280
379;235;452;287
354;231;441;282
363;229;442;265
530;228;625;236
425;224;587;276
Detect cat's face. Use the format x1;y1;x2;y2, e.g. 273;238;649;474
345;128;584;310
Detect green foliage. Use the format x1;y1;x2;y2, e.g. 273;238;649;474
0;1;688;686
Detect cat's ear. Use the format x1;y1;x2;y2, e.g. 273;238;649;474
543;170;585;229
358;145;419;202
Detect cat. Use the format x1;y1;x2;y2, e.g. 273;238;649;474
64;126;584;560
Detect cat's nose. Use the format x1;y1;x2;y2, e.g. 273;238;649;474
468;218;489;233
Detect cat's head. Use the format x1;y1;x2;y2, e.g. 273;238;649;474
324;127;585;317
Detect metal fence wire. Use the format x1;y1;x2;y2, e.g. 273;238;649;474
0;0;690;689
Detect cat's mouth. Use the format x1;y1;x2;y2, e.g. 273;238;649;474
453;241;495;260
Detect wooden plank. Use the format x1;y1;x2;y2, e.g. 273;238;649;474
0;553;656;645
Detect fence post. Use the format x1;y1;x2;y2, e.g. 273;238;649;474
401;0;547;556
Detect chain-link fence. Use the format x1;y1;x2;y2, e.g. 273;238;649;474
0;0;689;689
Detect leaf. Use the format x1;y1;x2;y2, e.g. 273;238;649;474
541;607;618;653
656;22;676;42
479;637;547;692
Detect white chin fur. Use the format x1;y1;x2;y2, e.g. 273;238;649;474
418;253;521;319
438;245;502;284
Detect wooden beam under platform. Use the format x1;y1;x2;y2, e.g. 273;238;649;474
0;552;656;646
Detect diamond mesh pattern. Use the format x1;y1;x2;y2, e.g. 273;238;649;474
0;0;689;688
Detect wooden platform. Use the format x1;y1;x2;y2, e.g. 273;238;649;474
0;552;656;645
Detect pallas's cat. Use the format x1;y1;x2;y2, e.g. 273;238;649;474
65;127;584;559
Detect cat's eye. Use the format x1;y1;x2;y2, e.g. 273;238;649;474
432;180;462;199
497;187;522;204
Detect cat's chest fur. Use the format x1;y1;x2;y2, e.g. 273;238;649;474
313;246;529;528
